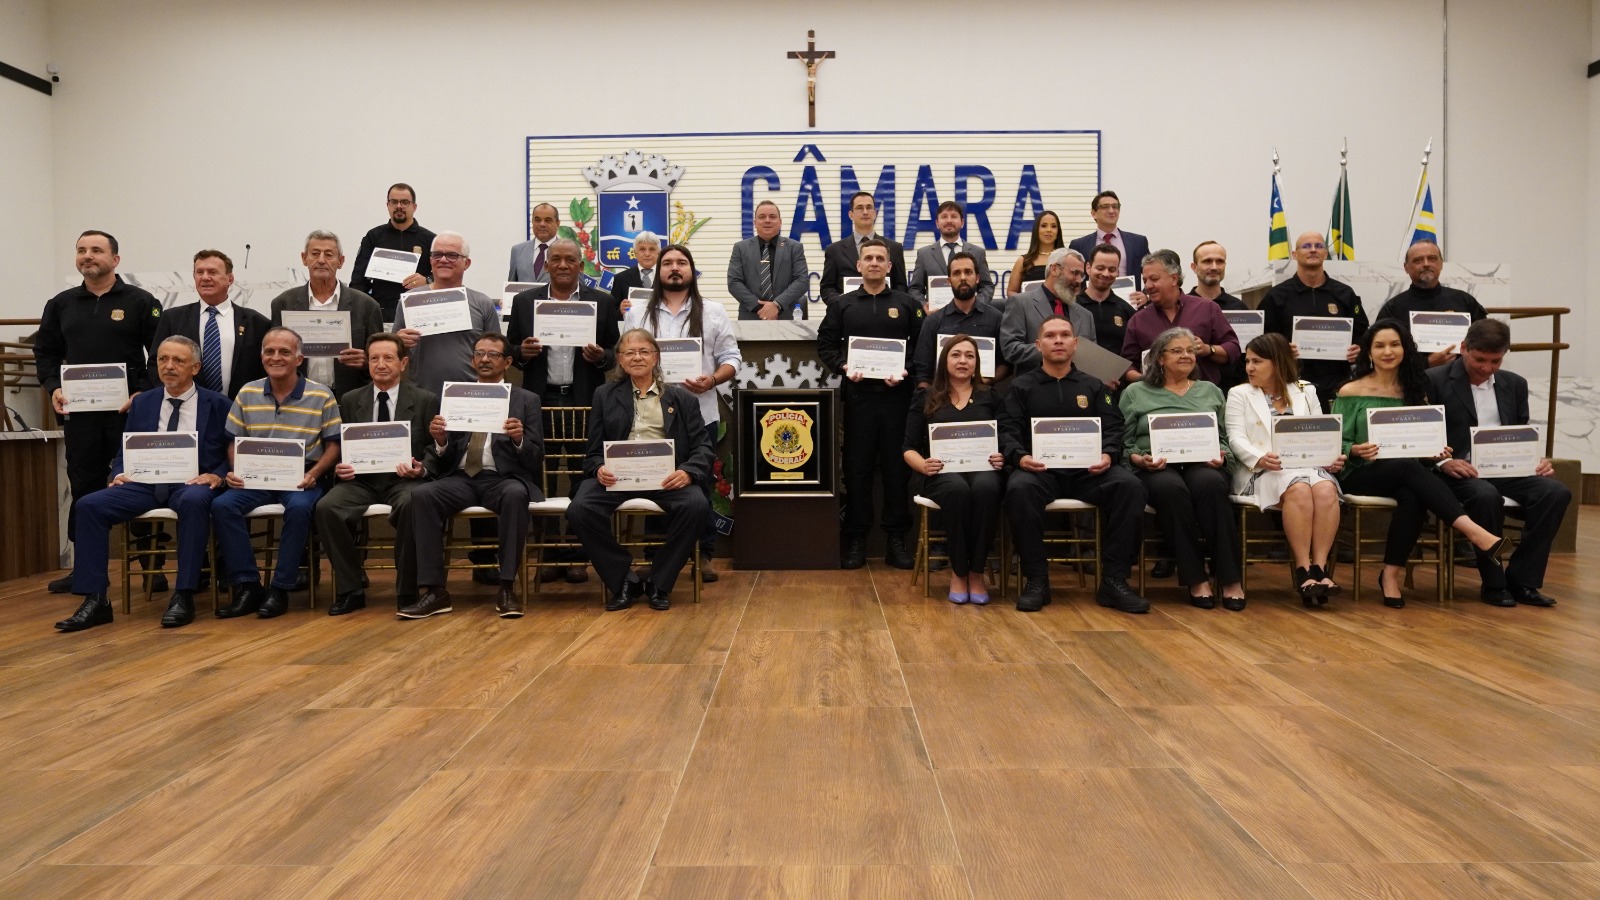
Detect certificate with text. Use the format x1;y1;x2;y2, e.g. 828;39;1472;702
1366;405;1447;458
364;248;421;284
1271;415;1343;467
280;310;350;357
1031;417;1102;469
1148;412;1221;464
401;288;473;336
122;432;199;484
846;337;907;380
1292;316;1354;361
60;363;128;413
1223;310;1265;345
440;381;512;433
1409;311;1472;353
604;439;675;491
657;338;703;383
928;421;998;473
341;422;412;474
624;287;652;316
926;276;953;311
937;334;997;378
502;282;536;316
842;277;864;293
1471;425;1541;478
534;300;598;348
234;438;306;491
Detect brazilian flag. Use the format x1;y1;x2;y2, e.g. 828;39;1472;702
1328;169;1354;260
1268;174;1290;260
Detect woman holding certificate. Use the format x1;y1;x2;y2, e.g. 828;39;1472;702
902;335;1005;604
1120;327;1246;610
1333;320;1506;608
1225;333;1346;604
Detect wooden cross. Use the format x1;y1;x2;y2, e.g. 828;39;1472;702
787;30;835;128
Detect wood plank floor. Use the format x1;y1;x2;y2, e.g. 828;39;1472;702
4;510;1600;898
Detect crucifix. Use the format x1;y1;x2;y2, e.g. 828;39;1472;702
787;30;835;128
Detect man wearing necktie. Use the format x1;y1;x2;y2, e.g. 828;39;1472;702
728;202;811;320
508;202;562;283
909;200;995;310
148;250;270;399
55;337;232;632
609;231;661;317
818;191;909;308
1068;190;1151;288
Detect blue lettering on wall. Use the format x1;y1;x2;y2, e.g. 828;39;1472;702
790;165;831;246
953;165;997;247
839;165;898;242
1005;165;1045;250
901;165;940;249
740;167;780;239
793;144;826;163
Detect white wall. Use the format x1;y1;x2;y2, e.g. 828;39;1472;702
1;0;54;339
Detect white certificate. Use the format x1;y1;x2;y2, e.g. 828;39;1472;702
1148;412;1221;464
1031;417;1102;469
926;275;953;311
928;421;997;473
400;288;473;336
534;300;598;348
502;282;537;316
1019;279;1045;296
1223;310;1265;345
364;248;421;284
280;310;350;357
657;337;703;383
440;381;512;433
60;363;129;413
122;432;199;484
1292;316;1355;361
341;422;412;474
937;333;997;378
1111;276;1138;294
1471;425;1541;478
845;337;907;380
623;287;652;316
1271;415;1343;467
1409;311;1472;353
234;437;306;491
841;277;865;294
604;439;675;491
1366;405;1447;458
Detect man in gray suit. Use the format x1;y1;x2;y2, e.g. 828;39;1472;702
314;333;439;615
269;230;385;399
507;202;561;283
728;200;811;319
999;248;1097;375
909;201;995;308
392;230;503;395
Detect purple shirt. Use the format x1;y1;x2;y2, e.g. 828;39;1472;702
1119;294;1241;386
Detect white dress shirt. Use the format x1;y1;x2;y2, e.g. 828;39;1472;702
1471;375;1501;428
199;299;237;392
162;384;199;433
305;285;339;387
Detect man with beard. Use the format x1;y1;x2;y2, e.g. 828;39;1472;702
1258;231;1367;410
999;247;1097;375
269;230;383;400
908;201;994;309
1377;240;1488;368
149;249;270;398
1076;243;1138;354
913;252;1005;386
350;183;435;322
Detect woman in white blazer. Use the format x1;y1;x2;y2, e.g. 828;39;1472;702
1226;333;1346;604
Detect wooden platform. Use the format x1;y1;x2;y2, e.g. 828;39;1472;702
2;511;1599;898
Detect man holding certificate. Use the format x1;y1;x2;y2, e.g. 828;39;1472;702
1120;250;1240;388
313;334;440;616
54;337;231;632
350;183;436;321
913;252;1005;387
999;316;1150;614
269;230;384;399
405;334;544;620
908;201;995;309
1426;319;1569;607
507;237;620;411
392;231;503;395
817;238;924;570
212;328;343;619
1259;231;1368;410
1377;241;1488;368
567;330;714;613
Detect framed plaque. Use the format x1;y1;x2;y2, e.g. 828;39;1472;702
735;388;838;496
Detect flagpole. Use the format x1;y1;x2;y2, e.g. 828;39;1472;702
1335;138;1349;259
1400;138;1433;259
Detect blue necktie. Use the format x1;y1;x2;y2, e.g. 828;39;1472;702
201;306;224;393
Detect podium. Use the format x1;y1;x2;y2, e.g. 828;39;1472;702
732;388;840;569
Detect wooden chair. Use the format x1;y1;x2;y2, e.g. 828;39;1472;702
616;498;702;604
524;406;588;593
247;504;319;609
118;510;219;614
1342;494;1452;605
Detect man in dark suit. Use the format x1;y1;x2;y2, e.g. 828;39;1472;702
507;202;561;283
1427;318;1570;607
269;230;384;399
999;248;1097;375
818;191;908;308
567;329;714;612
1067;191;1150;285
728;201;812;320
908;200;994;308
55;336;231;632
149;249;269;398
404;333;544;620
507;237;620;410
608;231;660;317
314;333;439;616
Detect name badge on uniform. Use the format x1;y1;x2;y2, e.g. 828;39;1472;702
111;309;125;321
887;307;899;318
1113;316;1123;326
412;245;423;255
1327;303;1338;314
1077;395;1089;409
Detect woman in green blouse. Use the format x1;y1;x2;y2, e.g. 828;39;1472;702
1120;327;1245;610
1332;319;1505;607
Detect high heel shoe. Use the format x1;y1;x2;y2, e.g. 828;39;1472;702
1308;564;1335;605
1380;571;1404;608
1483;536;1507;565
948;591;969;605
1293;567;1322;607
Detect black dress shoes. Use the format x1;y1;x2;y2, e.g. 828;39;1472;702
1015;576;1052;613
647;587;671;611
257;587;291;619
473;568;501;586
1150;558;1176;579
884;535;915;570
606;576;646;612
161;591;196;628
539;566;566;584
329;590;367;616
841;537;866;570
55;594;112;632
1479;587;1516;608
1510;584;1558;607
496;584;524;618
1221;594;1247;612
217;581;265;619
47;573;74;594
398;589;453;619
1097;577;1151;614
565;565;589;584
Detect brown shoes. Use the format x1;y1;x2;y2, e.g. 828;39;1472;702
398;589;453;620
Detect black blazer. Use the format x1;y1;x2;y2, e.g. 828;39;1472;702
609;266;647;304
819;235;908;307
424;385;545;498
268;283;385;398
582;380;714;486
148;301;271;399
505;284;619;403
1425;358;1530;462
339;381;440;464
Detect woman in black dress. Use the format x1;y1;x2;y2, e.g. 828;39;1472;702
1006;210;1063;296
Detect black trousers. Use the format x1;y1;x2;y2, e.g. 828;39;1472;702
63;410;126;542
410;473;531;586
567;480;709;594
918;470;1002;578
1004;467;1145;581
1134;464;1240;586
315;476;421;597
843;388;912;538
1446;473;1570;590
1340;459;1467;566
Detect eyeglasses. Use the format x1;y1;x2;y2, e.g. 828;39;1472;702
471;350;505;359
387;199;415;207
1163;348;1196;357
1299;242;1326;250
429;252;466;262
619;349;657;360
1096;202;1121;211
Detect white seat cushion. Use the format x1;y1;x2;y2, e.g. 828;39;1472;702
914;495;941;510
455;506;494;516
134;509;181;523
1343;494;1398;508
618;498;665;514
364;504;393;517
529;498;571;514
246;504;287;517
1045;499;1096;512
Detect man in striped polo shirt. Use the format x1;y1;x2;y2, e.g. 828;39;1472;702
212;327;343;619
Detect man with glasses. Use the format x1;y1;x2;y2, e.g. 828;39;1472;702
269;230;384;400
392;231;502;395
818;191;908;308
1258;230;1367;409
1119;250;1239;386
1069;191;1150;284
351;183;436;322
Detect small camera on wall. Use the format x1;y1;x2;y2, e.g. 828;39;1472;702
46;62;59;83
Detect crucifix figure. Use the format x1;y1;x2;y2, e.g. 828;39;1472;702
787;30;835;128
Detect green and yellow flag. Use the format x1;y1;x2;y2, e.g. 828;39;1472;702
1328;168;1354;260
1268;174;1290;260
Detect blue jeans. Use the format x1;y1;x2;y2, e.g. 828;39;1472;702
212;486;323;589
